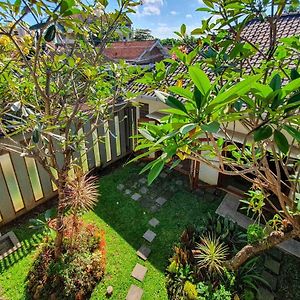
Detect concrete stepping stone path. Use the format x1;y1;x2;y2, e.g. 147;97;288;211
131;263;148;282
131;193;141;201
262;270;277;291
264;257;280;275
148;218;159;228
143;229;156;243
140;187;148;194
257;287;274;300
138;178;147;184
136;245;151;261
117;183;125;191
125;189;132;195
126;285;143;300
155;197;167;206
150;205;159;213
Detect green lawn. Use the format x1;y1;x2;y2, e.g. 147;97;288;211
0;163;222;300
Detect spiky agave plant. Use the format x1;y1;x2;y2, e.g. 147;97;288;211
194;233;229;276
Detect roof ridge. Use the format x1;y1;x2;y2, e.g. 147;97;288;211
247;11;300;25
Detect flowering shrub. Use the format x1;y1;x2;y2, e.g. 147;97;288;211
27;220;106;300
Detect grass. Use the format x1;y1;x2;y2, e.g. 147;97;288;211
0;163;222;299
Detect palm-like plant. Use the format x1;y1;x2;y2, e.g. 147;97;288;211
63;168;99;246
194;234;229;276
64;168;99;214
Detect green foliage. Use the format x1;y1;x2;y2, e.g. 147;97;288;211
247;224;265;244
195;234;229;276
29;208;56;236
27;220;105;299
134;2;300;268
183;280;198;300
240;189;266;223
202;213;246;252
133;28;154;41
197;282;231;300
165;213;268;300
231;257;270;296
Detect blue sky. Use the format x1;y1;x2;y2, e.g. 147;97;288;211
110;0;207;39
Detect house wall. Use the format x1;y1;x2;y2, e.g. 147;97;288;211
135;97;299;186
136;96;169;120
136;96;220;184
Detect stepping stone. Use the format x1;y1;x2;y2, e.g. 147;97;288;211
148;218;159;227
143;229;156;243
140;187;148;194
265;257;280;275
150;205;159;213
125;189;132;195
268;248;283;261
126;285;143;300
139;178;147;184
117;184;125;191
136;245;151;260
131;263;148;282
262;270;277;291
257;287;274;300
155;197;167;206
131;193;141;201
169;185;177;192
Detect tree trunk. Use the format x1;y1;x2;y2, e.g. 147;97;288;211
54;179;67;259
225;229;300;271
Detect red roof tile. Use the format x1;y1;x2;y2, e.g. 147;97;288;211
103;40;157;61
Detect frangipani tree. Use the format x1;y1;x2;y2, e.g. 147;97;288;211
134;0;300;270
0;0;141;257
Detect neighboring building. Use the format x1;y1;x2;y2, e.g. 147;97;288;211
103;40;169;66
130;13;300;188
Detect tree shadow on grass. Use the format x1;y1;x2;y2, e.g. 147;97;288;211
0;229;43;274
91;163;223;274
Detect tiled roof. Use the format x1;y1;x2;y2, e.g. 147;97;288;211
129;13;300;96
103;40;158;61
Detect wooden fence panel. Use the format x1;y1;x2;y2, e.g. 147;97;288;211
108;116;117;161
83;121;96;171
0;105;136;226
10;153;35;210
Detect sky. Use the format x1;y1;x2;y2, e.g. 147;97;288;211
109;0;207;39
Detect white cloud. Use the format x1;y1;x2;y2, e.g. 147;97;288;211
170;10;178;15
151;24;197;39
143;6;161;15
138;0;164;16
186;14;193;18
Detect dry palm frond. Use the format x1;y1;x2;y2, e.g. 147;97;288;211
194;233;229;275
65;169;99;213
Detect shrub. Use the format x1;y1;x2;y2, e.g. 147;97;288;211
232;257;270;296
197;282;231;300
203;213;246;252
247;224;265;244
165;220;266;300
183;281;198;300
27;220;105;299
194;234;229;276
166;264;194;300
